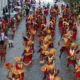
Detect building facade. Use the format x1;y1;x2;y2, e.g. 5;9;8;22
0;0;8;17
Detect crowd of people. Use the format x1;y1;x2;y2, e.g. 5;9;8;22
59;3;80;80
0;0;26;64
0;13;22;63
3;0;80;80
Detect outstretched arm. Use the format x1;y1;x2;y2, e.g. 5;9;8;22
23;61;32;66
55;69;59;76
6;71;12;80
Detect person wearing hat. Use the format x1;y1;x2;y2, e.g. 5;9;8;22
69;20;74;31
16;15;21;28
59;35;70;58
61;22;68;38
14;57;31;80
33;21;38;32
47;69;60;80
42;16;46;24
26;19;31;31
66;46;77;70
58;17;63;30
41;61;57;80
40;40;49;61
22;33;28;46
47;48;56;64
71;23;77;41
22;41;33;66
75;59;80;80
46;33;53;48
6;70;21;80
62;9;68;19
28;36;34;53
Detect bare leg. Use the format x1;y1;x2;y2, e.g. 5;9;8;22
0;56;1;63
9;43;11;48
3;55;6;62
1;56;2;63
11;43;14;47
43;74;46;80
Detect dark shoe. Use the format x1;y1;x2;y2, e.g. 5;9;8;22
33;50;35;53
9;43;11;48
11;43;14;48
59;55;61;58
43;75;46;80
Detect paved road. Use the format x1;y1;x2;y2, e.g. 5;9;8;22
0;1;79;80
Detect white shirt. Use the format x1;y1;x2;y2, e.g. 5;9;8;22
1;32;4;40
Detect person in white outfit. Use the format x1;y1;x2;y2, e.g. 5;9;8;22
8;28;14;48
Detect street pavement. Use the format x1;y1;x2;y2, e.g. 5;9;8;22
0;1;79;80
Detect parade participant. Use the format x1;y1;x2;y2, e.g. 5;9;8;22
33;20;38;31
40;38;49;62
14;57;31;80
66;43;78;70
22;33;29;47
71;23;77;41
4;62;21;80
6;68;22;80
49;21;55;39
49;21;54;29
63;9;68;19
23;40;33;66
61;22;68;38
52;17;56;27
59;34;70;58
16;15;21;28
75;59;80;80
4;62;22;80
14;57;25;80
47;48;56;64
46;30;54;48
44;7;48;16
28;35;34;52
58;17;63;30
78;14;80;25
41;61;57;80
42;16;46;24
0;39;7;63
47;69;61;80
69;20;74;30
